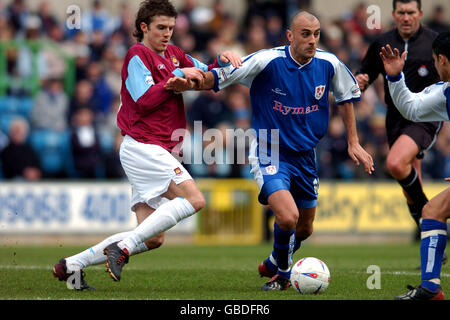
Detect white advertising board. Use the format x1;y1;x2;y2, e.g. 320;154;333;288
0;182;195;234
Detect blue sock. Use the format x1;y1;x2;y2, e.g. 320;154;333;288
273;222;295;279
265;235;304;273
420;219;447;292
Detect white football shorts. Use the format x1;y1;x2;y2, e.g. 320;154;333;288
119;135;192;211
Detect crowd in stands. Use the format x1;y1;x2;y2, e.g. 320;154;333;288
0;0;449;181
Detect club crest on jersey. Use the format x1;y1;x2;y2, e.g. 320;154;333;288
418;65;429;77
171;56;180;67
174;167;183;176
315;85;326;100
265;165;277;175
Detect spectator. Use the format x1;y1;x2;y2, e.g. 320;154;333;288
30;77;69;132
427;5;450;34
86;61;114;117
81;0;118;37
188;90;233;130
266;11;286;47
1;117;41;180
70;107;103;179
104;130;126;179
37;0;59;36
89;29;107;62
6;0;29;36
69;80;95;121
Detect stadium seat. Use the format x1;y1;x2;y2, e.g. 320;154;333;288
17;97;33;118
0;96;19;114
29;129;71;174
0;114;21;133
98;128;114;153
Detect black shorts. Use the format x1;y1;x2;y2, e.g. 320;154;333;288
386;108;442;159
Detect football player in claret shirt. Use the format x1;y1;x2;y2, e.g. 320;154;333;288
52;0;242;288
167;11;374;291
380;32;450;300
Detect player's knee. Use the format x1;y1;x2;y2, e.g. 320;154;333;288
386;158;405;178
144;233;165;250
187;193;205;212
297;224;313;240
421;202;444;221
276;211;299;231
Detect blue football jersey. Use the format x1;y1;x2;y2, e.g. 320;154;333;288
211;45;361;153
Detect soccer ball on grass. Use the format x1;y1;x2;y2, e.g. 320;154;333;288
290;257;330;294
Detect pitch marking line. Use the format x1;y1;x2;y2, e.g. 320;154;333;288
0;265;450;278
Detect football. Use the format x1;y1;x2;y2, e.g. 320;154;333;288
290;257;330;294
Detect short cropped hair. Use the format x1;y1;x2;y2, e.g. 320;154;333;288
432;32;450;60
392;0;421;11
133;0;178;42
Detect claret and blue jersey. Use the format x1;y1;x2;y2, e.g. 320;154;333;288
212;45;361;153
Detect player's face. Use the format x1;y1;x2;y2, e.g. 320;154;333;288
287;17;320;65
141;15;175;55
392;1;423;39
433;53;449;82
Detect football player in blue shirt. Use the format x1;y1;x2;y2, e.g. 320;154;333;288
380;32;450;300
167;11;374;290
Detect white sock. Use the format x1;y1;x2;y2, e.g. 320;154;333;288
118;197;195;253
65;231;149;272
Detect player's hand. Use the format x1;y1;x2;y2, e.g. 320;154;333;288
219;51;243;68
181;67;206;88
445;177;450;182
165;77;195;92
380;44;407;77
355;73;369;91
347;143;375;175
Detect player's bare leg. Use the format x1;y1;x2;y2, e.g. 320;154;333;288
261;190;298;291
386;135;426;230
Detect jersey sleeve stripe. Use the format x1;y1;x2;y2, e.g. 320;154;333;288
125;55;153;102
186;54;209;72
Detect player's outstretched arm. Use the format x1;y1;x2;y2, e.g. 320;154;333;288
340;102;375;175
380;44;407;77
165;71;215;92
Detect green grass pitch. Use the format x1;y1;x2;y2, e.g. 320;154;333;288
0;242;448;300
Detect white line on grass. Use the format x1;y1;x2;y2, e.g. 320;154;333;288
1;265;450;278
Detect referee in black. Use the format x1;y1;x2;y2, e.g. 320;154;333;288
356;0;446;263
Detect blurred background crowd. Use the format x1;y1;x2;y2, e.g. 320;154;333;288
0;0;449;182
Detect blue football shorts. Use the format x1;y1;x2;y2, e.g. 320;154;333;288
249;140;319;209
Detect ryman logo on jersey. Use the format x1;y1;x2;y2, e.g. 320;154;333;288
315;85;326;100
273;100;319;116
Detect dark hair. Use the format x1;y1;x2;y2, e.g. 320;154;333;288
392;0;421;11
133;0;178;42
432;32;450;60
